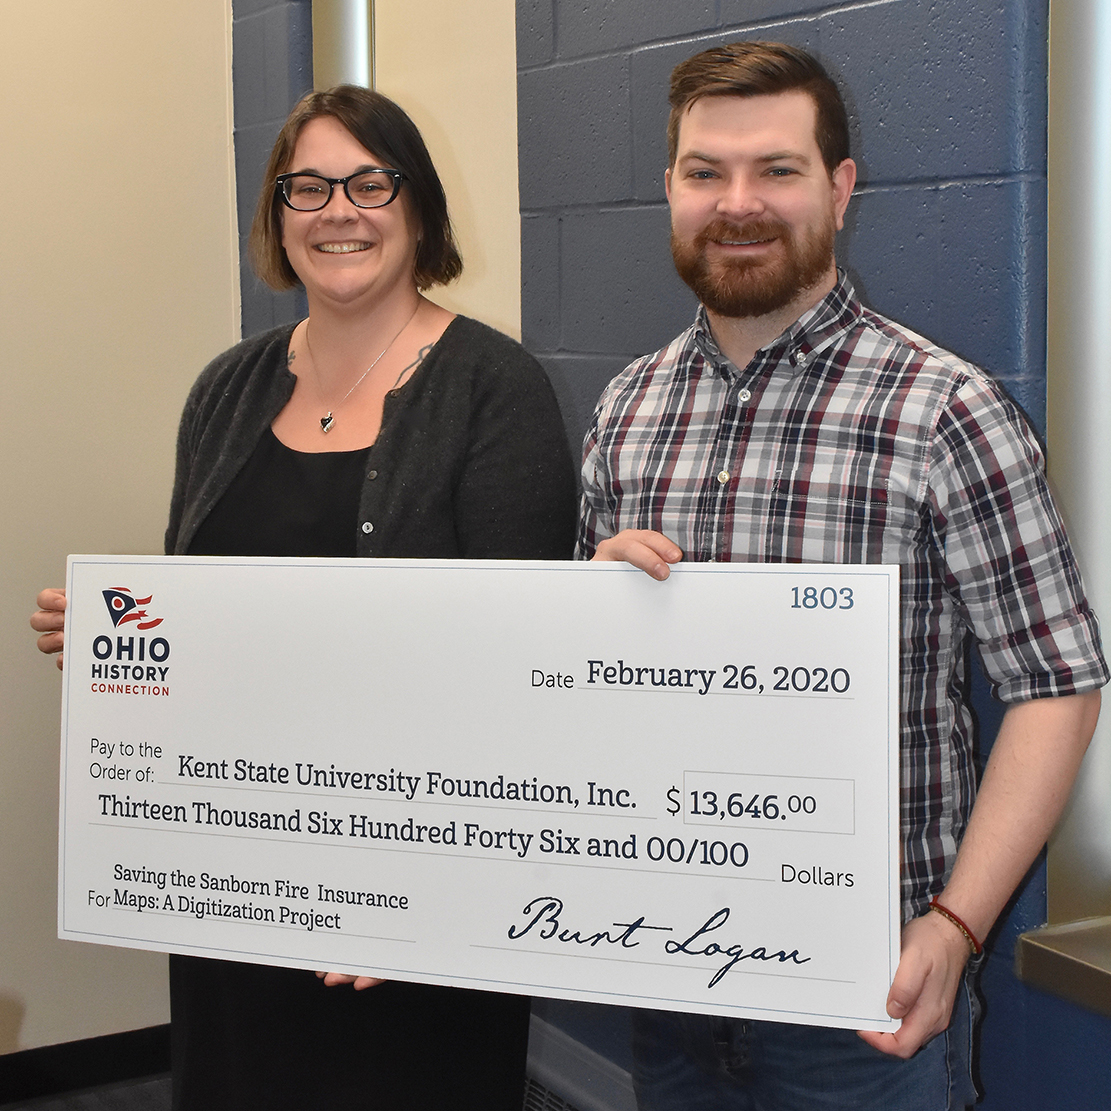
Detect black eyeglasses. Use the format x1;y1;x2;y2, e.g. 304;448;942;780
275;169;406;211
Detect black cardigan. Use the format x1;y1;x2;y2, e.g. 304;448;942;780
165;316;577;560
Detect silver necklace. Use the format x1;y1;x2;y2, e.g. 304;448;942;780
305;303;420;433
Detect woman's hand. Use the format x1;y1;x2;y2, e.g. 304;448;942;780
31;588;67;670
316;971;385;990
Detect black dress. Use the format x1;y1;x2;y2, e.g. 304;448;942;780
172;429;532;1110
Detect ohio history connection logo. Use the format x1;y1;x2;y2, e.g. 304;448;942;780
90;587;171;697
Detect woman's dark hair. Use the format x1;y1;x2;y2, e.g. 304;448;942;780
249;85;463;291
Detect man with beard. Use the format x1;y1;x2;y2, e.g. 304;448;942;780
577;41;1106;1110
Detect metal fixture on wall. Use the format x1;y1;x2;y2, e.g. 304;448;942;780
1045;0;1111;924
1020;0;1111;1020
313;0;373;89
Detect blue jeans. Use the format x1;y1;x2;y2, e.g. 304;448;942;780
632;978;979;1111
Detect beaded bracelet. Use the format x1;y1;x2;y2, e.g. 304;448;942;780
929;898;982;956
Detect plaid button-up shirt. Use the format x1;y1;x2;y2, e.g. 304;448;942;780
577;273;1107;921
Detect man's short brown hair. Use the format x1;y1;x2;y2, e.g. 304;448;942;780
249;85;462;292
667;41;850;173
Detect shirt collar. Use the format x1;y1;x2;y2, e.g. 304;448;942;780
692;269;863;377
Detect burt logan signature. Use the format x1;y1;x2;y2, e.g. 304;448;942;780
507;895;810;988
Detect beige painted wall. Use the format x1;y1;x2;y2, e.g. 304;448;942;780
0;1;238;1051
0;0;520;1056
374;0;522;338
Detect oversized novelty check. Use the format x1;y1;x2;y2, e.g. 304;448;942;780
59;556;900;1031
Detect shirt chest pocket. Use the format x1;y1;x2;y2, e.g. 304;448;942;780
758;460;917;564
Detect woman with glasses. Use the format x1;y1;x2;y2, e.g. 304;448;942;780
32;85;575;1110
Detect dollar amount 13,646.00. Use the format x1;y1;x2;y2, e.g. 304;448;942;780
668;771;856;835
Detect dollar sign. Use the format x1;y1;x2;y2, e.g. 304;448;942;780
666;786;680;816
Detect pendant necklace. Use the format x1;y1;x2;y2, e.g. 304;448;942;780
306;302;420;433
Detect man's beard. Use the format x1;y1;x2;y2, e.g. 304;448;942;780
671;215;836;318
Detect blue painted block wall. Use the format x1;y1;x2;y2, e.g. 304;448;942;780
518;0;1047;446
232;0;312;336
517;1;1111;1107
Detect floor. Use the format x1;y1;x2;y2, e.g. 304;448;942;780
1;1076;170;1111
4;1075;583;1111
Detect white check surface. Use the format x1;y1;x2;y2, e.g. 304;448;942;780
60;556;900;1031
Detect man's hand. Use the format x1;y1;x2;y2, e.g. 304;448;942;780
31;588;67;670
316;971;385;990
857;909;971;1058
591;530;683;580
860;688;1100;1057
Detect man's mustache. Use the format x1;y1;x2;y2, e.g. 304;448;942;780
694;219;790;248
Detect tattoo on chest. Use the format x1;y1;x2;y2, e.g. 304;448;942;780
405;343;433;375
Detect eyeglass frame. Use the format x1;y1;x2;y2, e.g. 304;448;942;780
274;169;407;211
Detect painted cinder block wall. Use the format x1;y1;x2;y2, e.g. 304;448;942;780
518;0;1048;448
517;1;1111;1108
232;0;312;337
